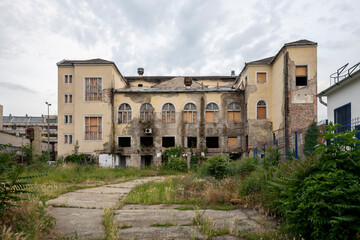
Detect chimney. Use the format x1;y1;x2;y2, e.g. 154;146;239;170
137;67;144;76
231;70;235;76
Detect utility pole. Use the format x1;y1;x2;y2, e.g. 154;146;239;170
45;102;51;153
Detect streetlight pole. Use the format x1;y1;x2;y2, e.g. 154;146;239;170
45;102;51;153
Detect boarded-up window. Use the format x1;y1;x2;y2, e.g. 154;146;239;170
205;103;219;123
118;103;132;123
183;103;197;123
85;116;102;140
64;74;73;84
85;77;102;101
64;94;73;104
227;102;241;122
257;100;266;119
64;134;73;144
296;66;307;86
162;103;175;123
228;137;237;147
257;72;267;83
140;103;154;122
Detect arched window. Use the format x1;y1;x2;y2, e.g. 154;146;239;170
257;100;267;119
162;103;175;123
205;102;219;123
183;103;197;123
140;103;154;122
227;102;241;122
118;103;132;123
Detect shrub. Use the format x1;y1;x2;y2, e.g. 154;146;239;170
164;157;187;172
198;154;230;180
64;153;94;165
274;123;360;239
226;157;257;178
303;120;320;156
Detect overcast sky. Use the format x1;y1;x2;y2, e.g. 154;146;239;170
0;0;359;121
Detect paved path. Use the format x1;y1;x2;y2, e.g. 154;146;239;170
47;177;276;239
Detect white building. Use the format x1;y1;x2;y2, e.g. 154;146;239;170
318;62;360;135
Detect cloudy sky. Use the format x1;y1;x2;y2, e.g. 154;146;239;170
0;0;359;121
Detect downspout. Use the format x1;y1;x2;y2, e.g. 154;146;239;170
283;51;289;158
318;94;327;106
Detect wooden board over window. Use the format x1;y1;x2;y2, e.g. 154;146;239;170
227;111;241;122
228;137;237;147
257;72;266;83
296;66;307;76
205;111;218;122
257;107;266;119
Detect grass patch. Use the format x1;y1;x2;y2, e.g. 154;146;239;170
150;222;175;227
119;224;132;229
103;208;118;240
238;230;285;240
175;205;236;211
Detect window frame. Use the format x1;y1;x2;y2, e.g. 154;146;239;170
183;102;197;123
256;100;267;119
161;102;176;123
205;102;220;123
118;103;132;124
64;114;73;124
64;134;73;145
139;103;154;123
64;74;73;84
295;64;309;86
227;102;241;123
255;71;268;84
118;136;132;147
63;94;73;104
84;77;103;102
84;115;103;141
162;136;176;148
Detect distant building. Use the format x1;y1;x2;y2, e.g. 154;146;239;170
57;39;318;167
318;62;360;136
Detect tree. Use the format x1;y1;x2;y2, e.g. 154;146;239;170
303;121;320;156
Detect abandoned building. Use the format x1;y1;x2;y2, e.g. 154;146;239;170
57;39;317;167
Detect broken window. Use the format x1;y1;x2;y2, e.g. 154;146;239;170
183;103;197;123
118;103;132;123
187;137;197;148
257;100;267;119
85;77;102;101
162;137;175;148
64;94;73;104
140;103;154;122
141;155;153;168
256;72;267;84
140;137;153;147
227;102;241;122
118;137;131;147
206;137;219;148
296;66;308;86
84;116;102;140
205;103;219;123
228;137;238;147
64;114;73;124
64;74;73;84
64;134;73;144
162;103;175;123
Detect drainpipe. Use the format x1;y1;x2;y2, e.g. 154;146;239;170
283;51;288;158
318;94;327;106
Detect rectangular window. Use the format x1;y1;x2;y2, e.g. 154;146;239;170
85;77;102;101
64;134;73;144
84;116;102;140
227;111;241;122
334;103;351;132
120;156;127;168
228;137;238;147
64;114;73;124
296;66;308;86
162;137;175;148
64;94;73;104
141;155;153;168
140;137;153;147
206;137;219;148
64;74;73;84
256;72;267;84
118;137;131;147
205;112;218;123
187;137;197;148
183;111;196;123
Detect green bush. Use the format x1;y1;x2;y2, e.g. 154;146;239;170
274;123;360;239
304;120;320;156
64;153;94;165
226;157;257;178
164;157;187;172
198;154;230;180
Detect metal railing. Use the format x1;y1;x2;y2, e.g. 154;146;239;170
330;62;360;86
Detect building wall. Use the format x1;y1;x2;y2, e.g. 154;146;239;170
0;105;3;130
0;131;30;148
327;71;360;123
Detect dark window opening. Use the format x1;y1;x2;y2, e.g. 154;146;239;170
119;156;127;168
296;76;307;86
138;84;143;87
334;103;351;132
245;135;248;150
206;137;219;148
296;66;308;86
230;154;241;161
187;137;197;148
162;137;175;148
118;137;131;147
141;155;152;168
140;137;153;147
